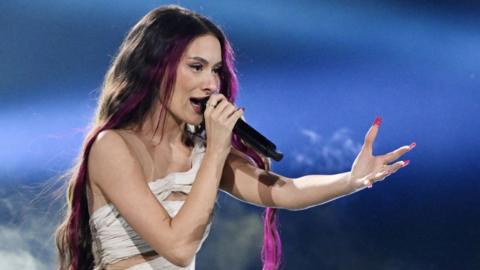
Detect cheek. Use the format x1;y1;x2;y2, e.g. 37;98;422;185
175;68;197;93
169;70;196;110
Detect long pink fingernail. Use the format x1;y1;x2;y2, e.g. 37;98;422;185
402;160;410;167
373;116;382;126
409;142;416;150
363;180;373;188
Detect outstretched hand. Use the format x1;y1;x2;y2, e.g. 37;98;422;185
349;116;415;191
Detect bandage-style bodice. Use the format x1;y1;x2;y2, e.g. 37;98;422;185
88;131;212;269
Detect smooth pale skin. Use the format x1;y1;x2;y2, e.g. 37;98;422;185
88;34;414;268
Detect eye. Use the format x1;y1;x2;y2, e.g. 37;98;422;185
189;64;203;72
213;66;222;74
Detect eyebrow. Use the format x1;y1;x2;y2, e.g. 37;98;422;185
187;56;222;67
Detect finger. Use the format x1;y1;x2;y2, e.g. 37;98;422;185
226;108;244;129
219;103;238;121
207;93;226;107
211;99;230;117
204;94;224;115
205;94;226;115
387;160;410;174
363;171;387;188
363;116;382;154
373;166;390;181
382;143;415;164
362;164;390;187
364;160;410;187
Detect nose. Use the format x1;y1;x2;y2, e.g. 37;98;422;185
203;72;220;94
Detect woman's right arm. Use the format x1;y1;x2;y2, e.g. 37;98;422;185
90;94;242;267
88;130;228;267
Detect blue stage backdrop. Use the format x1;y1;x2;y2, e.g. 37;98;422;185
1;1;479;269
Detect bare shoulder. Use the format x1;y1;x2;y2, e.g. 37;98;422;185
88;129;145;195
89;129;135;170
91;129;130;156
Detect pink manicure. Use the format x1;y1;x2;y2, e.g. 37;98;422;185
409;142;416;150
402;160;410;167
373;116;382;126
364;180;373;188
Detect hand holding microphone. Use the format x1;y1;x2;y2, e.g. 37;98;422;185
200;94;283;161
202;94;245;158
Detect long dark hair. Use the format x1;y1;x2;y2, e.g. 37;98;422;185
55;5;282;270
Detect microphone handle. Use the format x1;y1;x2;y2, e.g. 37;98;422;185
233;120;283;161
199;98;283;161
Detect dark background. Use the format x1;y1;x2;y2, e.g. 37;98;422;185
1;0;479;269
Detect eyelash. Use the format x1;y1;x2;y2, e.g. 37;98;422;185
189;64;221;74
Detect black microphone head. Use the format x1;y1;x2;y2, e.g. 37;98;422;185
199;96;210;114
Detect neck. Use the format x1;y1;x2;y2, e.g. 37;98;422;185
135;101;185;149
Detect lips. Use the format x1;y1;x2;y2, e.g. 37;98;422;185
190;100;201;114
190;96;209;114
189;96;210;114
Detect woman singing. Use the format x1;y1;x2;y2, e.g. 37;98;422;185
54;5;415;270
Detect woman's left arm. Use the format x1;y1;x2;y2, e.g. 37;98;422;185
218;155;353;211
219;117;415;211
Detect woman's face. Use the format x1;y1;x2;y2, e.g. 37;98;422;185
166;34;222;125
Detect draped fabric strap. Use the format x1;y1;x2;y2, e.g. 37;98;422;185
88;139;213;270
147;142;204;201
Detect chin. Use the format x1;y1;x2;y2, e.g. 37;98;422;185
191;117;204;126
185;114;203;126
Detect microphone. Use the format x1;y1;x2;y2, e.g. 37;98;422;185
199;98;283;161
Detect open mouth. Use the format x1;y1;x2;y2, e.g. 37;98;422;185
189;96;209;114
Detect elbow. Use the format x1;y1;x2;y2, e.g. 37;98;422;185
167;250;193;268
179;256;194;268
163;242;194;268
